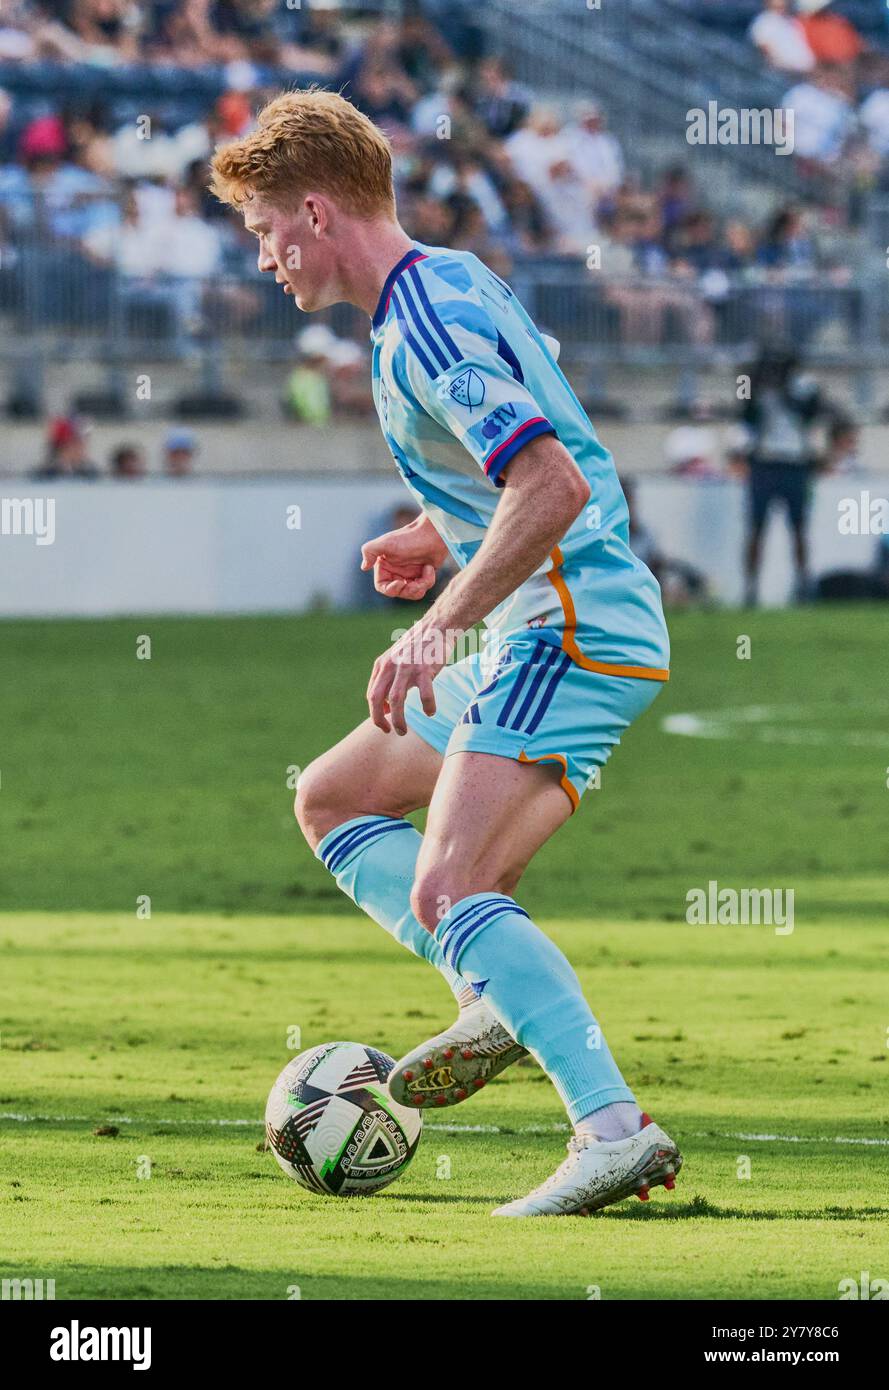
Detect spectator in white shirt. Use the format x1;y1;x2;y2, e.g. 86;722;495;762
749;0;816;75
83;186;221;347
859;83;889;158
782;68;855;163
82;190;157;274
543;152;599;255
160;186;222;278
504;106;600;252
504;106;569;197
563;100;624;199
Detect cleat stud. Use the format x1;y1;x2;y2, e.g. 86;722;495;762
411;1096;425;1106
472;1078;485;1089
422;1058;434;1070
402;1070;414;1082
442;1048;454;1060
637;1185;650;1201
454;1088;467;1100
664;1175;676;1190
434;1094;447;1106
461;1049;473;1060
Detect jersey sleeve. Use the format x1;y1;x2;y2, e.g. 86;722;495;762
395;290;557;487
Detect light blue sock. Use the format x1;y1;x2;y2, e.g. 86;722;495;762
315;815;474;1006
436;892;637;1125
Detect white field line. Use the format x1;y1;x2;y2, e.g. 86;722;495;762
2;1112;888;1145
662;702;888;749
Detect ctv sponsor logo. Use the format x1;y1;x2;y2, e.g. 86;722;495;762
1;496;55;545
2;1275;55;1299
837;1270;889;1300
837;491;889;535
686;101;794;156
50;1320;151;1370
685;881;794;935
480;403;519;440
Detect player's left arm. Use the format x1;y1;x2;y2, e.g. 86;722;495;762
367;435;590;734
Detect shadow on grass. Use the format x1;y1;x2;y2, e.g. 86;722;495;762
0;1261;758;1301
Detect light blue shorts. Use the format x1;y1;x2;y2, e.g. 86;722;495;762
403;631;665;811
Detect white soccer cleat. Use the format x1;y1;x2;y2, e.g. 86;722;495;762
491;1114;682;1217
387;999;528;1110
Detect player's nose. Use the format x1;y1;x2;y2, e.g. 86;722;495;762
257;249;277;274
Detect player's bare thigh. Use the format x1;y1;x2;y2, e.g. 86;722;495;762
410;751;572;932
295;718;443;851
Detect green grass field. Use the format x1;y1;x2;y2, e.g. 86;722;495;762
1;608;888;1299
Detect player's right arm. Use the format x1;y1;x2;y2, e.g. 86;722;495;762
361;512;448;600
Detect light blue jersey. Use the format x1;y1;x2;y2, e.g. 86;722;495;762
370;241;669;681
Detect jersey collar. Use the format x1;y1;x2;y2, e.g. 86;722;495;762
371;246;427;331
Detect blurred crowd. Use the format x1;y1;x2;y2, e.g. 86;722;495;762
0;2;885;282
0;0;354;69
0;0;884;430
33;415;199;477
750;0;889;174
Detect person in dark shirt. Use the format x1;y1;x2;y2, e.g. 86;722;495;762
472;57;531;140
738;346;826;605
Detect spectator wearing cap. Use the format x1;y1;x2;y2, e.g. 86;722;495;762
563;100;625;200
33;416;99;479
748;0;815;75
19;113;67;166
327;336;375;418
164;429;198;476
504;106;568;198
284;325;335;424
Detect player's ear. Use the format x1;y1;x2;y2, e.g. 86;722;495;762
304;194;328;237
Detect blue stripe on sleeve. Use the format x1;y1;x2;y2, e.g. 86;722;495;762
395;276;453;373
407;264;461;363
391;286;438;378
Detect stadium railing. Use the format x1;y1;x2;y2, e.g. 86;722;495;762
1;248;886;416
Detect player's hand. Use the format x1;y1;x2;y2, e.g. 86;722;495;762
367;622;449;736
361;515;448;600
365;554;437;601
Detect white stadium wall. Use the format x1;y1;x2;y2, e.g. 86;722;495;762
0;476;881;618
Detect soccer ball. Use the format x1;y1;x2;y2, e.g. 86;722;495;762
265;1041;423;1196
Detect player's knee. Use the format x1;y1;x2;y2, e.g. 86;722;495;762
410;870;452;935
293;758;343;851
410;868;477;935
412;860;522;933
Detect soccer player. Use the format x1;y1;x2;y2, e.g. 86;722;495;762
211;90;681;1216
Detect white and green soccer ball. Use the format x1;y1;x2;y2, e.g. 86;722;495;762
265;1041;423;1196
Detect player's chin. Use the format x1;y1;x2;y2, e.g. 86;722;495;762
286;283;311;310
292;284;329;312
